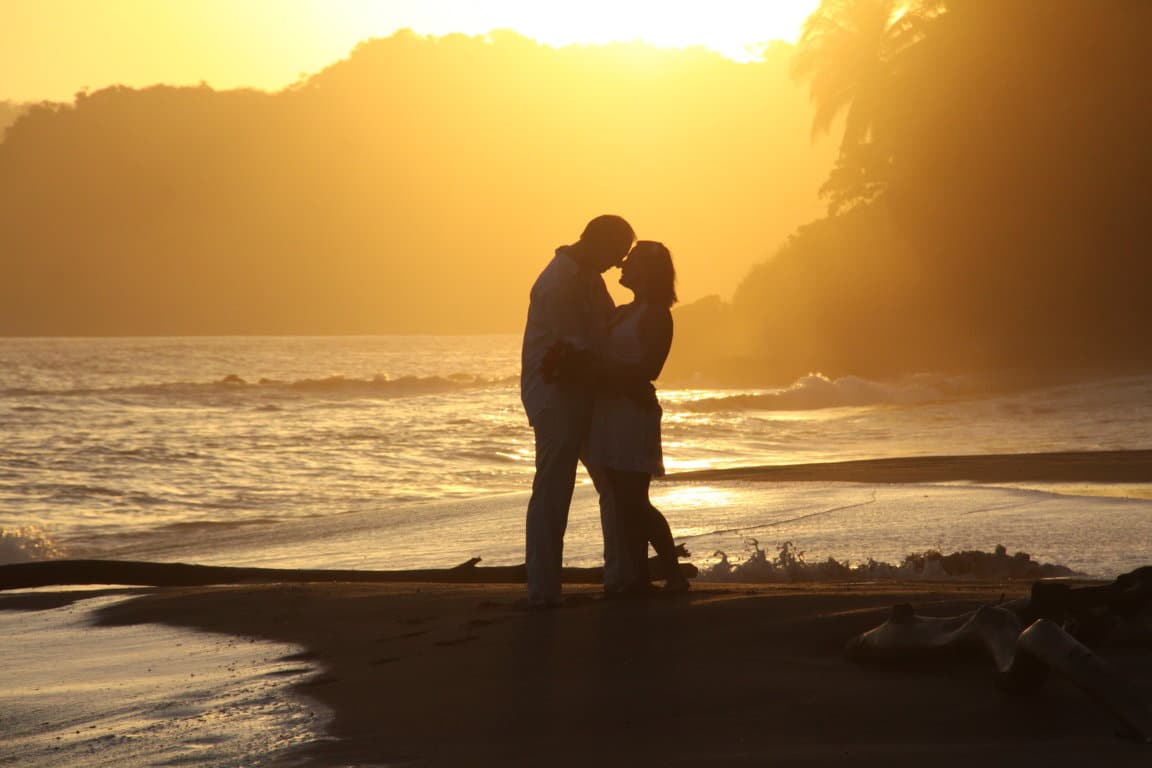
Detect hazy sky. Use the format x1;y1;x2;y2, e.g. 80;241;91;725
1;0;820;102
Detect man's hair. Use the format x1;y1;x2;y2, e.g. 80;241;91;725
579;215;636;250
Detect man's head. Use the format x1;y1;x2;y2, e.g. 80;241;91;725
574;214;635;273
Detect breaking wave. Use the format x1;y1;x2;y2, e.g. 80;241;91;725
679;372;973;412
1;373;519;400
0;526;66;564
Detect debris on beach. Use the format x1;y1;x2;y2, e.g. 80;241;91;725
847;566;1152;743
701;541;1076;583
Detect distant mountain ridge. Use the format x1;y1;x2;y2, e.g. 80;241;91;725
0;31;828;338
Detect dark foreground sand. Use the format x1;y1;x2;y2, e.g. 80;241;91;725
91;581;1152;767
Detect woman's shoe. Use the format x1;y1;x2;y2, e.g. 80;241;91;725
605;582;659;599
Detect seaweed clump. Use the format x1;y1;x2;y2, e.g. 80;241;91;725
899;544;1076;581
701;541;1078;583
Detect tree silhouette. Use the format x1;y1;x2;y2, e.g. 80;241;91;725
683;0;1152;384
792;0;943;212
0;32;828;338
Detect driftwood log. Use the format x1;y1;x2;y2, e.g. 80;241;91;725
847;567;1152;743
0;552;698;592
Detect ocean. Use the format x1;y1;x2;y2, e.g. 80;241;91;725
2;335;1151;577
3;335;1151;766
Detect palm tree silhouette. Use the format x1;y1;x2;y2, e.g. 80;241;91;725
792;0;944;210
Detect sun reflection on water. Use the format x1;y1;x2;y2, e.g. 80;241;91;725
662;457;715;472
650;484;736;511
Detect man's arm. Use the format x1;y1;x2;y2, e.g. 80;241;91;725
535;278;589;349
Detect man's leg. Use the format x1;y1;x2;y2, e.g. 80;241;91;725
525;407;586;604
605;469;653;590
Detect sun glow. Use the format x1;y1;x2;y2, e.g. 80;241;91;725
318;0;821;62
2;0;821;102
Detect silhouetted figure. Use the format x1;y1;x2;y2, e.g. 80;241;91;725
585;241;688;593
520;215;635;608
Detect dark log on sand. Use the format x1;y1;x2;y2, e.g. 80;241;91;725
0;556;698;591
0;558;529;590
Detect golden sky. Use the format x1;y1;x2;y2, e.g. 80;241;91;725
1;0;820;102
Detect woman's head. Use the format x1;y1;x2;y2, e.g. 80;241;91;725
620;241;677;307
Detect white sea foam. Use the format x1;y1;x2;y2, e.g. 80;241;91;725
0;526;65;564
0;372;519;400
697;539;1077;583
678;371;973;411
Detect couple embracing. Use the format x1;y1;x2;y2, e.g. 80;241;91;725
520;214;687;609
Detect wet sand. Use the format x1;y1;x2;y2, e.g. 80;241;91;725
0;590;319;767
93;581;1152;767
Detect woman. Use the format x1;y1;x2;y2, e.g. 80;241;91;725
586;240;688;593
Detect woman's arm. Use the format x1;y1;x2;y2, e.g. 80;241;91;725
635;305;673;382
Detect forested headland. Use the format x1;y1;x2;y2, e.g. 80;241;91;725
670;0;1152;383
3;2;1151;385
0;32;825;338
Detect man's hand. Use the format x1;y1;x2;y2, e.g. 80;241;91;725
597;375;656;406
540;340;590;384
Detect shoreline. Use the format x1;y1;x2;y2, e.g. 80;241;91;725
87;580;1152;766
0;591;321;767
667;449;1152;485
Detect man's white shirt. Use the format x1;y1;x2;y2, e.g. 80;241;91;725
520;247;615;425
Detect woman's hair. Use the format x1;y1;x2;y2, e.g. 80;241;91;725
630;240;677;308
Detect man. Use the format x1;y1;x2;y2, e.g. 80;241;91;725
521;214;635;607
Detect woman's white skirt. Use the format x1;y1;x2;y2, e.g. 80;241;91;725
586;394;664;476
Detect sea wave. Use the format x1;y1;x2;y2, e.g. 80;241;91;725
678;372;972;412
0;526;66;564
1;373;519;400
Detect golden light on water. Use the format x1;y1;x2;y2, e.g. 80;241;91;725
651;484;737;511
662;457;717;472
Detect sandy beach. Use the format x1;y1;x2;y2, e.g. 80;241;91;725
81;580;1151;767
4;450;1152;765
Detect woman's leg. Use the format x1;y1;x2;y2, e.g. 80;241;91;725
645;503;687;589
606;468;653;590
